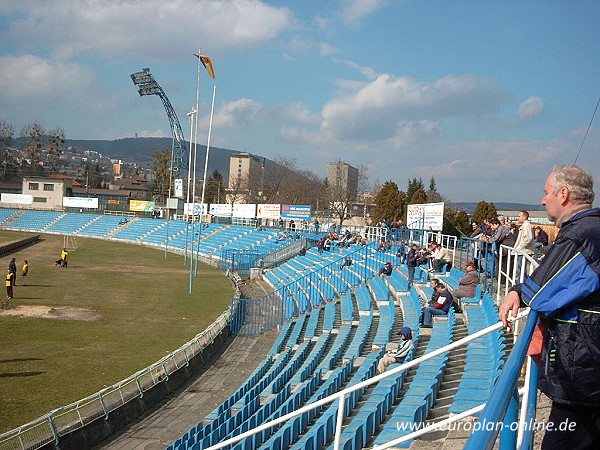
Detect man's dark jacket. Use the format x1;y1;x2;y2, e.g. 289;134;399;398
515;208;600;406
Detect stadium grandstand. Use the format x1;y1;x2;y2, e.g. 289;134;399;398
0;208;543;449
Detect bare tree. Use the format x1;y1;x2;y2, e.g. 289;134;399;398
0;120;15;180
149;147;172;203
47;127;66;173
20;122;46;175
225;172;251;205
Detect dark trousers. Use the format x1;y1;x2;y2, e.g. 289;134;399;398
541;401;600;450
6;284;13;298
407;266;415;287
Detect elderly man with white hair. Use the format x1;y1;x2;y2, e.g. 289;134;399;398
500;164;600;449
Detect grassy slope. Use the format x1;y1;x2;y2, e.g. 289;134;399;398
0;232;232;432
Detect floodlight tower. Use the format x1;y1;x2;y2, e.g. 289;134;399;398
130;68;187;196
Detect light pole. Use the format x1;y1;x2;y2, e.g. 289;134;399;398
184;108;196;266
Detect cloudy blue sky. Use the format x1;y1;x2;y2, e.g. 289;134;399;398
1;0;598;204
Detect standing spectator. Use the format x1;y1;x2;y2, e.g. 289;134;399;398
406;244;419;288
500;164;600;447
60;248;69;268
6;269;14;299
534;226;549;257
484;218;514;252
396;241;408;264
317;238;324;255
8;258;16;286
324;236;332;252
21;260;29;286
515;211;533;251
470;222;484;238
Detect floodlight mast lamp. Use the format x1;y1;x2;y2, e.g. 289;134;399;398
130;68;188;194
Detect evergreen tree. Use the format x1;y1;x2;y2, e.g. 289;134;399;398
425;176;444;203
409;188;428;205
397;191;408;222
472;201;498;225
372;181;402;224
455;210;471;235
204;170;224;204
428;176;437;193
406;177;424;202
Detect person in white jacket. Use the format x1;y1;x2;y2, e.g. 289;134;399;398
513;210;536;255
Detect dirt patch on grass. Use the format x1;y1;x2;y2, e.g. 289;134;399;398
0;304;101;321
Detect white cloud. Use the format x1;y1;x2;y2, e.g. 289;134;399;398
136;129;169;138
212;98;265;129
335;58;379;81
319;43;338;56
2;0;291;62
341;0;384;25
0;54;95;102
320;73;510;140
211;99;319;130
516;96;544;119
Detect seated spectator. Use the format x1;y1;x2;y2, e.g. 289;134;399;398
379;261;393;280
431;243;451;272
299;247;306;256
377;241;391;252
420;282;453;328
428;278;441;306
377;327;413;374
451;262;479;312
340;256;353;270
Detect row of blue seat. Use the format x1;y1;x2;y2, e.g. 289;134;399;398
448;291;505;415
323;300;336;331
340;293;354;322
46;212;96;233
256;359;355;450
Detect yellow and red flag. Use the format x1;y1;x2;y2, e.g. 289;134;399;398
195;54;215;79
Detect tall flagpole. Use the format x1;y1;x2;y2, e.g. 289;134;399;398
195;85;217;277
190;49;202;293
200;85;216;211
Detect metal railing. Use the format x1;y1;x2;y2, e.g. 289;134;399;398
229;245;390;335
207;310;532;450
0;311;230;450
220;243;541;449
